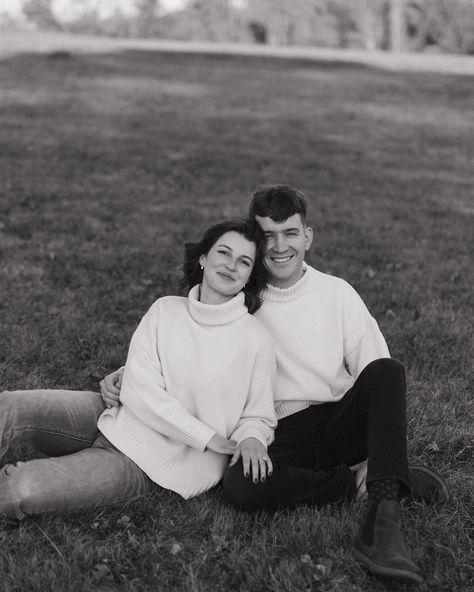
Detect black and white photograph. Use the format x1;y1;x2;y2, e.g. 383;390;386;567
0;1;473;590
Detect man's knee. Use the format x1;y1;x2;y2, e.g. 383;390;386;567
222;462;267;512
362;358;406;391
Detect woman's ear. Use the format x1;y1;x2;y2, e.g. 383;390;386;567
199;254;206;269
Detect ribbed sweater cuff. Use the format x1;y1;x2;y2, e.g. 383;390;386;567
275;401;312;420
169;421;216;452
233;424;272;448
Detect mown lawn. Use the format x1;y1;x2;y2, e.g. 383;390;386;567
0;37;472;592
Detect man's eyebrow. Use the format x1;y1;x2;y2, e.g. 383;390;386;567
264;227;300;233
217;243;254;262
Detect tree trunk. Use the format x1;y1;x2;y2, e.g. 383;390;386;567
389;0;405;51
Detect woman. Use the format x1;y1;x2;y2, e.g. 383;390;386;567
0;218;276;520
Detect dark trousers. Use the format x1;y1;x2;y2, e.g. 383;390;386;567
223;358;410;512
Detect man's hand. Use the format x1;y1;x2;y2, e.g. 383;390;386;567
229;437;273;484
206;434;237;456
100;367;124;409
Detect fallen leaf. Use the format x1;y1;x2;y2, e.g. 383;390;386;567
91;563;113;582
170;543;182;555
116;515;133;527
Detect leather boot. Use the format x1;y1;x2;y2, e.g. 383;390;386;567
408;464;449;503
353;500;424;584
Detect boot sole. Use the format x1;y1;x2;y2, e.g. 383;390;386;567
353;547;424;584
409;464;450;503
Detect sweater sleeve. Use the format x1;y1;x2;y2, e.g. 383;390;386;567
230;333;277;448
342;283;390;378
120;303;216;452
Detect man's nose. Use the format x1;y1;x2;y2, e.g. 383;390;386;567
274;234;286;252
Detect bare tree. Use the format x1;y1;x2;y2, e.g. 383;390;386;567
187;0;241;42
356;0;378;50
246;0;323;46
388;0;406;51
134;0;163;37
22;0;60;30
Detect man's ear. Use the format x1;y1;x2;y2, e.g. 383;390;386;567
304;226;314;251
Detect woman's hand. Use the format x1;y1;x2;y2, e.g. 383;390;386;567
206;434;237;456
100;368;124;409
350;460;368;501
229;437;273;484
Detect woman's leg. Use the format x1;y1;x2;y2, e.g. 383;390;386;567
0;389;105;464
0;435;153;519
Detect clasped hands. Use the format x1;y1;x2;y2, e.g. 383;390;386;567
206;434;272;483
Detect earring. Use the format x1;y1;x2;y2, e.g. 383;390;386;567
200;265;204;270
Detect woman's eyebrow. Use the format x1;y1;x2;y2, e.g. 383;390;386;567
217;243;254;263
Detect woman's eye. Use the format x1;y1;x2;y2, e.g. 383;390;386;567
240;259;251;267
218;250;229;256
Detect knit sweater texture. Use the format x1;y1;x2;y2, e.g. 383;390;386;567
98;286;276;499
254;264;390;419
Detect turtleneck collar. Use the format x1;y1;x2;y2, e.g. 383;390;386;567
187;284;248;325
261;263;312;303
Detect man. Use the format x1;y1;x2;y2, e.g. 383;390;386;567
102;184;448;584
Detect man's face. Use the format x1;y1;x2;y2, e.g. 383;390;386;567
255;214;313;289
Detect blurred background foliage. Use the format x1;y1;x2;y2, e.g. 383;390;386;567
2;0;474;55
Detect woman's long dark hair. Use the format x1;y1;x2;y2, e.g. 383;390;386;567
179;218;268;314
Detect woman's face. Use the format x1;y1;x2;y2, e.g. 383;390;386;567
199;231;256;305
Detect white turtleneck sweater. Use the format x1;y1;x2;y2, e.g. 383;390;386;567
98;286;276;499
255;264;390;420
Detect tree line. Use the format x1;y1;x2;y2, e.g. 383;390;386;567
16;0;474;54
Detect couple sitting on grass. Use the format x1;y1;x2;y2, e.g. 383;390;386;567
0;185;448;584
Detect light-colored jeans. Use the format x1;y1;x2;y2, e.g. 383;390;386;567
0;390;153;519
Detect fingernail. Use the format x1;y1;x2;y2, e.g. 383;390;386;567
268;472;273;477
253;478;258;484
245;472;249;478
261;477;266;483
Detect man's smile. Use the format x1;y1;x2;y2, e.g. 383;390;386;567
270;255;293;264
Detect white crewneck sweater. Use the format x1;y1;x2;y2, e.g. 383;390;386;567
255;264;390;420
98;286;276;499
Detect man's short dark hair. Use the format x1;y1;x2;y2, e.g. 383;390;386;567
249;184;308;224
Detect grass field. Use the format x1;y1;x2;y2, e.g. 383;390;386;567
0;32;473;592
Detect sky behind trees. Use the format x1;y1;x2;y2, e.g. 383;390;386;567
1;0;185;21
